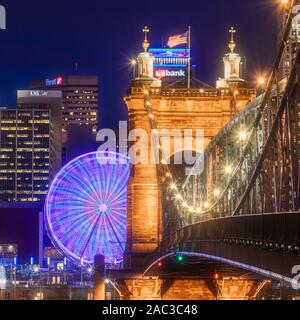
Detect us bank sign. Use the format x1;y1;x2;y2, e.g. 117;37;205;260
0;5;6;29
155;69;186;79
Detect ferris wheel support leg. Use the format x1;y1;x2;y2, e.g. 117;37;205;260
93;254;105;301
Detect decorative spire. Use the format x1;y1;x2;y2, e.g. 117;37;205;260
228;27;236;53
142;26;150;52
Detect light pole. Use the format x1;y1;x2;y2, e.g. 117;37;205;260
63;257;67;285
30;257;33;284
80;260;84;286
47;258;50;285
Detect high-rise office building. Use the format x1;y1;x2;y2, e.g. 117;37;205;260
17;90;63;175
0;90;62;202
31;76;99;163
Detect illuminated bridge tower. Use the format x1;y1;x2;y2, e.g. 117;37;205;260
124;27;256;269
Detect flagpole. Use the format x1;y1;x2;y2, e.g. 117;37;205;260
188;26;191;89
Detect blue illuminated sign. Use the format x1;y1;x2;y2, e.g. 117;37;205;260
149;48;189;69
149;48;189;58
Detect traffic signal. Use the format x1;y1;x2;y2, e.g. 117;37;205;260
176;255;184;264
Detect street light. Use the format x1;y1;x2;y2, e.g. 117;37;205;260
280;0;289;6
257;76;266;87
277;0;290;11
130;59;137;79
87;267;93;274
33;265;39;273
130;59;137;66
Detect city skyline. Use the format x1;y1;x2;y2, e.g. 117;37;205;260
1;0;300;303
0;0;277;129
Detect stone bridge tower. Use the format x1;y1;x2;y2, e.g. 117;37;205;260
124;27;255;269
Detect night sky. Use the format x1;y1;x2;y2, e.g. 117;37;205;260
0;0;278;129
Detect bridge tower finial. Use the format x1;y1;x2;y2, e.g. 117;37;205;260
142;26;150;52
229;27;237;53
216;27;246;89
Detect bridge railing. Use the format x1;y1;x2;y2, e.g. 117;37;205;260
146;212;300;268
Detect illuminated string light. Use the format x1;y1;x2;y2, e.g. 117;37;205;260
214;188;221;197
204;202;210;209
175;194;182;201
170;183;177;190
188;206;194;213
143;88;206;218
142;1;296;221
224;165;233;175
238;130;247;142
182;201;188;208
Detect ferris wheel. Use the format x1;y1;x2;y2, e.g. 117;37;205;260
45;152;130;265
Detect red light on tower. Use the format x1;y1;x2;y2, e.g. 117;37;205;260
157;261;163;268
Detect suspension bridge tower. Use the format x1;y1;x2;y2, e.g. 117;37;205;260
124;27;256;269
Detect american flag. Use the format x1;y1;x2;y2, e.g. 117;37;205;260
167;31;188;48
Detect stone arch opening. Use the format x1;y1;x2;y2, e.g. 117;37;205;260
162;149;201;238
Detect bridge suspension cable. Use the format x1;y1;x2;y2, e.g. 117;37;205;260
181;0;300;221
143;0;300;226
